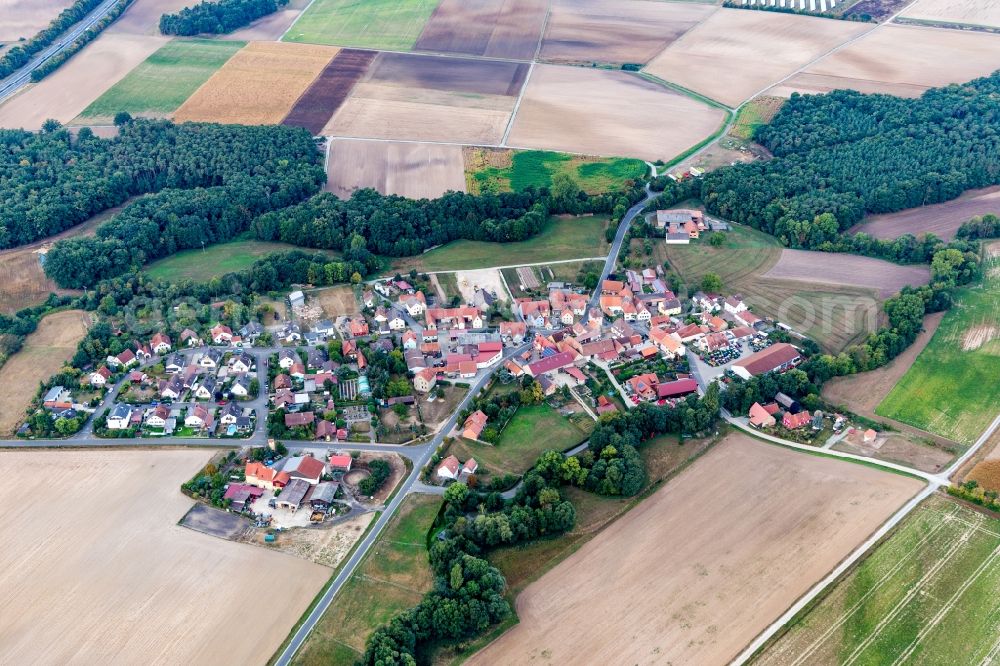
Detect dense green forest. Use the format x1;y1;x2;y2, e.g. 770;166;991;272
159;0;288;35
663;73;1000;243
0;0;105;78
2;119;322;250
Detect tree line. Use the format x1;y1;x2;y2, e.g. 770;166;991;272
159;0;289;35
30;0;135;82
0;0;105;78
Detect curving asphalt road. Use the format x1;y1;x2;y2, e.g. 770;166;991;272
0;0;124;105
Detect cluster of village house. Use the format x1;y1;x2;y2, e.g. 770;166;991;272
222;452;355;514
747;393;881;442
655;208;730;244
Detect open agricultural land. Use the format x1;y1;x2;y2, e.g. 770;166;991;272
0;310;89;435
292;494;441;665
1;0;74;43
538;0;715;67
0;450;329;664
754;494;1000;666
660;225;883;352
877;251;1000;444
769;24;1000;99
283;49;376;135
414;0;547;60
174;42;339;125
729;96;786;141
326;139;466;199
463;148;647;195
144;240;335;282
507;65;725;161
324;51;525;144
77;39;244;122
470;433;922;666
226;0;311;40
643;9;870;108
391;214;609;272
851;185;1000;241
900;0;1000;29
283;0;439;50
762;249;931;299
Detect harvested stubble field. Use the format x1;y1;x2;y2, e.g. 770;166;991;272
414;0;547;60
507;65;724;161
729;96;786;140
851;186;1000;241
877;252;1000;444
106;0;193;35
292;494;441;665
0;310;89;434
539;0;715;66
226;0;310;40
283;48;375;135
0;33;169;130
754;494;1000;666
900;0;1000;28
324;52;524;143
0;450;329;664
174;42;339;125
78;39;244;122
763;249;930;298
643;9;870;107
1;0;75;42
463;147;646;195
326;139;466;199
769;24;1000;99
284;0;439;50
470;433;921;666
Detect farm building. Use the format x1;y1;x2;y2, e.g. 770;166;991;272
748;402;777;428
223;483;263;512
275;478;310;511
328;454;353;472
657;378;699;400
731;343;801;380
281;455;325;485
309;482;338;510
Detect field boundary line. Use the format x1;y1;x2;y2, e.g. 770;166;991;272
979;631;1000;665
943;412;1000;479
893;541;1000;665
501;61;534;146
786;504;961;666
841;519;977;666
279;0;321;41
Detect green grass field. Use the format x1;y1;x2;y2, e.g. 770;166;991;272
754;494;1000;666
466;149;647;196
293;494;441;665
729;96;786;141
450;404;589;476
78;40;244;121
145;240;336;282
391;214;609;273
877;256;1000;444
283;0;438;49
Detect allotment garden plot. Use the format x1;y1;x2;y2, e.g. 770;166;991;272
643;8;869;107
507;65;725;161
469;433;921;666
324;51;526;143
326;139;466;199
413;0;548;60
539;0;715;67
754;494;1000;666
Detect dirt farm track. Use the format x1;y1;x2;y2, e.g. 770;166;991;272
0;450;329;665
469;434;921;666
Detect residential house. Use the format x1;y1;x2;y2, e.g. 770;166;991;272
307;348;328;369
783;411;812;430
525;351;576;378
277;349;298;369
735;310;762;329
436;455;461;481
229;352;254;374
516;299;551;328
499;321;527;344
185;405;214;430
239;321;264;343
425;307;483;331
626;373;659;401
414;368;438;393
461;459;478;478
145;405;170;428
723;296;748;314
180;328;202;347
691;291;720;312
462;410;488;440
475;341;503;369
316;420;337;441
387;310;407;331
210;324;233;344
362;290;375;308
748;402;777;428
245;462;290;491
198;348;222;369
164;353;185;374
313;319;335;337
107;404;132;430
328;454;353;472
285;411;315;429
150;332;172;354
349;317;369;337
401;330;418;350
90;366;112;386
160;375;185;399
219;402;241;426
399;291;427;316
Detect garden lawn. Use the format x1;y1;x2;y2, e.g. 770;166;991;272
391;214;609;272
451;404;588;477
877;257;1000;444
283;0;438;50
145;240;337;282
78;40;245;121
467;149;647;195
292;494;441;665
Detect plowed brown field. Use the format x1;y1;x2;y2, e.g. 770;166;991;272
414;0;547;60
763;249;930;298
469;434;921;666
850;186;1000;241
326;139;466;199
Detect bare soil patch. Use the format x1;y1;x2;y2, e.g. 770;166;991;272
454;268;509;304
962;324;998;351
824;312;945;412
901;0;1000;28
0;310;90;435
366;51;529;97
539;0;716;66
763;249;930;298
0;450;329;664
833;432;956;473
469;433;921;666
0;0;76;42
643;8;869;107
414;0;547;60
311;283;360;316
325;139;466;199
507;65;725;161
0;33;168;130
851;186;1000;241
107;0;193;35
283;48;375;135
249;512;373;567
174;42;338;125
225;0;310;40
180;502;251;538
770;24;1000;99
